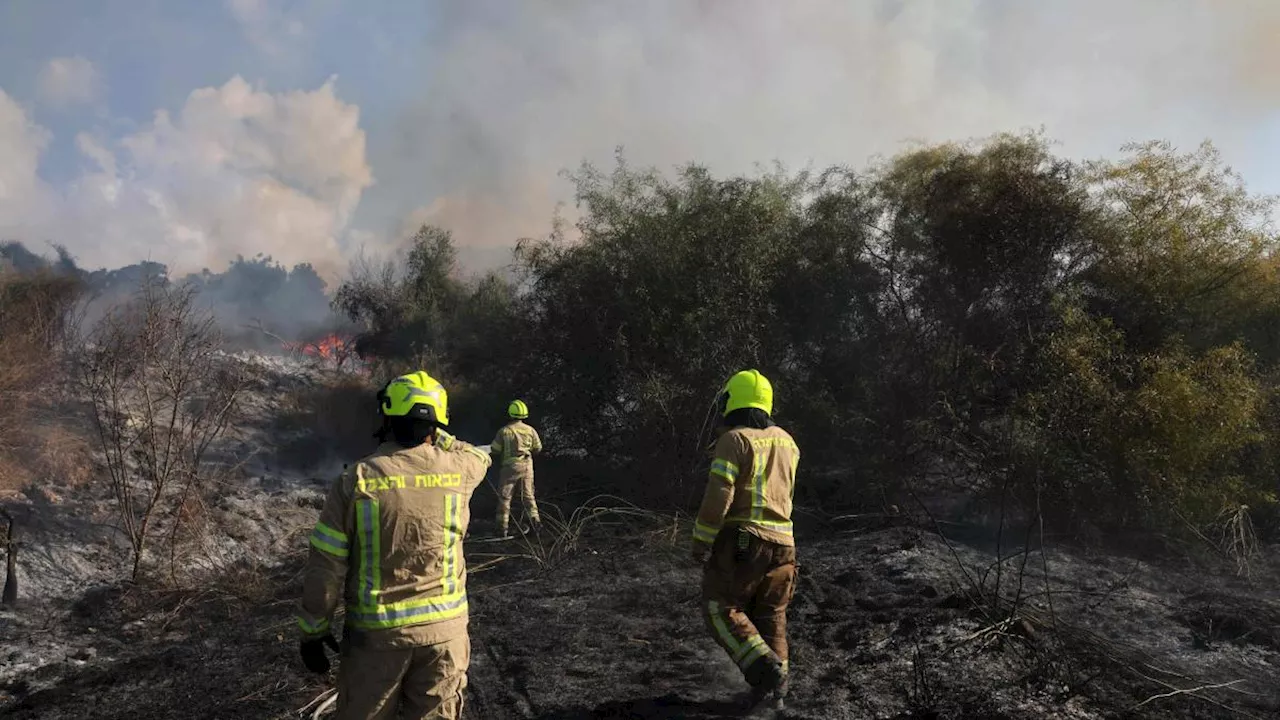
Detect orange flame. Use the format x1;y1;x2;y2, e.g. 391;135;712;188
282;333;367;370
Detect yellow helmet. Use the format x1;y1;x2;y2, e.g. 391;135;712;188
379;371;449;425
720;369;773;417
508;399;529;419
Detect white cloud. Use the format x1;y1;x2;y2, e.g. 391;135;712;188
0;89;54;237
2;77;374;277
36;56;100;109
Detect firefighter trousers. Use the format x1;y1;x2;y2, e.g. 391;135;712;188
701;528;798;682
336;634;470;720
496;463;539;533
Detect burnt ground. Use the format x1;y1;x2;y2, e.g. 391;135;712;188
2;508;1278;720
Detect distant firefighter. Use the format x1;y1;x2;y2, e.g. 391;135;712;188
296;372;492;720
693;369;798;712
489;400;543;538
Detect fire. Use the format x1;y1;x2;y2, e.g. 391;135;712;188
299;333;349;359
282;333;367;371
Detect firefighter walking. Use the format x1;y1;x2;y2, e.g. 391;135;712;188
693;369;799;711
490;399;543;538
296;371;492;719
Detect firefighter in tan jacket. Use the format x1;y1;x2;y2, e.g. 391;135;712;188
693;369;798;711
489;400;542;538
296;371;492;720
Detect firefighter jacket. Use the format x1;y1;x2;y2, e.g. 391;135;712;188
297;430;492;650
490;420;542;468
693;426;799;548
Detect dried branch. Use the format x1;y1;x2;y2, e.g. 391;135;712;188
1130;680;1248;713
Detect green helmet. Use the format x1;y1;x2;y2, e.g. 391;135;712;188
720;369;773;417
379;371;449;425
508;399;529;419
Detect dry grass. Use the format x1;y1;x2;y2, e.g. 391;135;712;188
509;494;681;569
274;374;380;471
0;270;85;498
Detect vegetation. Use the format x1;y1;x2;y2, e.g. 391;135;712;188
3;132;1279;580
77;280;249;581
337;134;1280;544
0;263;85;600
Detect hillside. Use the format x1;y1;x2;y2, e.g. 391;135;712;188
1;357;1277;720
5;133;1280;719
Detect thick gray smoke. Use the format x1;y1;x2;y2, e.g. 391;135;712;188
0;241;340;345
5;1;1278;288
366;0;1280;266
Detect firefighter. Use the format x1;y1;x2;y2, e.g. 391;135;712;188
489;399;543;538
296;371;492;720
693;369;799;710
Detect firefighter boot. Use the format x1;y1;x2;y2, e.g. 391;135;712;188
742;653;786;714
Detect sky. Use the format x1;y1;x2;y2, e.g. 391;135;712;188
1;0;1278;279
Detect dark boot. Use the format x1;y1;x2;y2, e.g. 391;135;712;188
742;655;786;714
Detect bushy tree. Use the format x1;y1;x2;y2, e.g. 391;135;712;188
335;135;1280;537
332;226;524;440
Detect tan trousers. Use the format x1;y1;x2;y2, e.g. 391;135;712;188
336;634;470;720
496;463;539;533
701;528;797;681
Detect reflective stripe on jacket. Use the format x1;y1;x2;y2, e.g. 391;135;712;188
694;426;799;548
490;420;542;467
297;430;491;649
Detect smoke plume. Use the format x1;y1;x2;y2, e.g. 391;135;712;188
4;0;1279;283
372;0;1280;263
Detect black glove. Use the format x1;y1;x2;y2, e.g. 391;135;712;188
299;634;340;674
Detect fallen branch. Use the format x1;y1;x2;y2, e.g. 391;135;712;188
313;691;339;719
297;688;337;716
1130;679;1246;711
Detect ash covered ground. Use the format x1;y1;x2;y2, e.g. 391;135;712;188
1;357;1278;720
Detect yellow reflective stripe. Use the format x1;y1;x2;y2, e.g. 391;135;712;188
709;458;738;485
347;592;469;630
442;494;461;595
356;498;381;609
693;521;720;544
751;454;767;522
737;635;772;669
725;517;794;534
464;445;491;466
708;601;741;655
297;615;329;635
309;521;349;557
733;634;768;664
790;453;799;500
309;534;349;558
314;521;348;545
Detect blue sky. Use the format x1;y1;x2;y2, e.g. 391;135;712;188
0;1;430;193
1;0;1278;276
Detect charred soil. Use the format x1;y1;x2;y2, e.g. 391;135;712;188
2;515;1277;720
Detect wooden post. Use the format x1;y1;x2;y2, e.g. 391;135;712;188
1;509;16;605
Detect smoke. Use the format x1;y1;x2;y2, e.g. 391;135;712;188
5;0;1280;287
373;0;1280;261
0;240;345;345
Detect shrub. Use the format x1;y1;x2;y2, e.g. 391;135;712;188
274;374;381;471
331;134;1280;540
78;280;248;580
0;268;84;497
